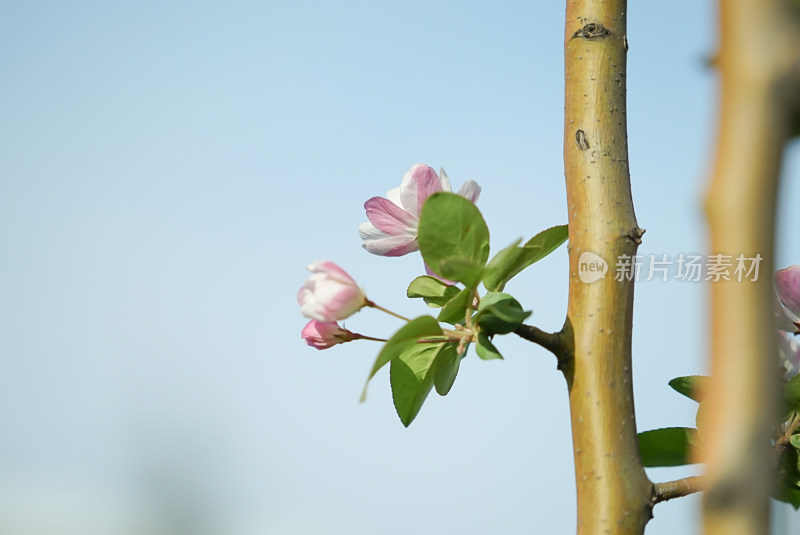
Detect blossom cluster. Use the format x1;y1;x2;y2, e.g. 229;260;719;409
297;164;480;349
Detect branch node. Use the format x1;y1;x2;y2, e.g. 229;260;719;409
575;129;590;150
572;23;610;40
625;227;646;245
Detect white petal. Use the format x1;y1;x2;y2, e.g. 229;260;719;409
358;221;383;240
386;186;403;207
398;167;419;214
359;222;418;256
439;168;452;192
457;180;481;203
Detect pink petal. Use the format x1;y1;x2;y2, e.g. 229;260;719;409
364;196;417;235
307;260;356;286
399;164;442;218
302;320;349;350
776;265;800;317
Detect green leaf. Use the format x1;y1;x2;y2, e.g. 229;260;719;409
439;257;484;288
475;292;531;335
637;427;701;467
523;224;569;250
773;486;800;510
390;343;441;426
360;316;442;401
785;374;800;409
438;287;472;325
407;276;460;308
482;225;568;292
774;445;800;508
791;434;800;450
476;332;503;360
432;343;460;396
417;192;490;281
668;375;709;402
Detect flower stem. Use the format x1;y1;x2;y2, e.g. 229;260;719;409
779;412;800;446
352;333;388;343
364;299;412;322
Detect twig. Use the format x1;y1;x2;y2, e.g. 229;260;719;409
514;324;563;356
654;475;708;504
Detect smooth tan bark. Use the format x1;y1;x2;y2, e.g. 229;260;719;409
702;1;800;534
562;2;653;534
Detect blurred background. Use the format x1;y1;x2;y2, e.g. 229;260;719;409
1;1;798;534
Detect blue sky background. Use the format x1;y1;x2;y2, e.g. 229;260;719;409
1;1;799;534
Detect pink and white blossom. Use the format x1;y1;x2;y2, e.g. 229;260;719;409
775;265;800;334
776;265;800;316
359;164;481;256
301;320;355;350
297;261;366;322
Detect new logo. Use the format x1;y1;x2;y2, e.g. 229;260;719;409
578;252;608;283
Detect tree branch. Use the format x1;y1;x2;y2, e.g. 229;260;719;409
653;475;708;504
514;324;562;356
561;2;654;533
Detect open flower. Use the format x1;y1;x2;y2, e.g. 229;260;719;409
297;261;367;322
775;265;800;334
301;320;355;350
359;164;481;256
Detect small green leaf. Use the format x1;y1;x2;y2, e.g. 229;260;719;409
668;375;709;402
637;427;701;467
361;316;443;401
523;224;569;250
407;276;460;308
475;292;531;335
481;240;522;292
791;434;800;450
418;192;490;280
390;343;441;427
438;287;472;325
439;257;484;288
785;374;800;409
482;225;568;292
432;343;460;396
476;332;503;360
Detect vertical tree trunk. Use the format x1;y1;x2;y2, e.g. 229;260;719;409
562;2;654;534
702;1;800;534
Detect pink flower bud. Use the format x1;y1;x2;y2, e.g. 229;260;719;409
301;320;355;350
297;261;367;322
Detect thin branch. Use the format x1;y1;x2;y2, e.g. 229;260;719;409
514;324;562;356
654;475;708;504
